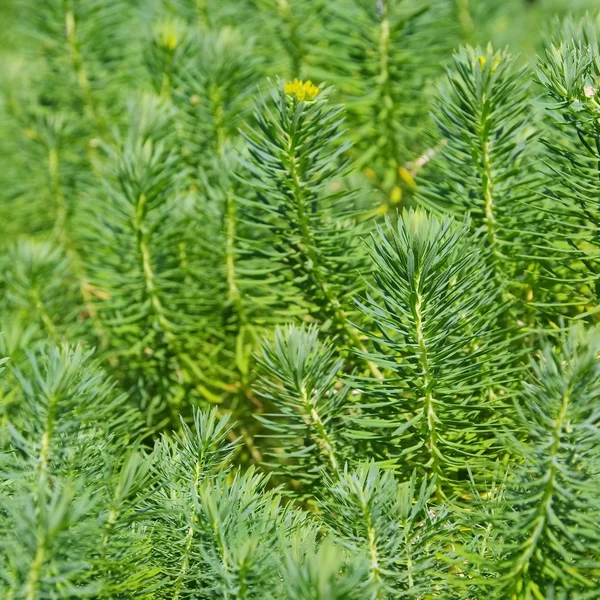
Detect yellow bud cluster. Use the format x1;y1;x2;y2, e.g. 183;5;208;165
155;20;180;51
284;79;320;102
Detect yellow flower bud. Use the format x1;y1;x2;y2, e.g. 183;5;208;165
398;167;416;191
284;79;320;102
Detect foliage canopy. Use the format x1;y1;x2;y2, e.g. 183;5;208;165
2;0;600;598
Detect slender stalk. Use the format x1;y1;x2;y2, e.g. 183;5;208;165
24;393;59;600
277;0;303;77
377;0;400;168
63;2;101;130
356;495;382;599
287;143;382;378
404;526;415;589
30;289;58;341
47;143;109;347
413;269;443;501
225;190;246;325
135;195;172;334
507;384;572;590
300;386;340;476
196;0;211;28
456;0;474;39
172;460;203;600
25;543;47;600
211;89;247;328
481;137;501;266
130;191;224;410
367;522;381;597
133;193;180;423
211;514;232;599
49;148;68;248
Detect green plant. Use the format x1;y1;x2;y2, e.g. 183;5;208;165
3;1;600;598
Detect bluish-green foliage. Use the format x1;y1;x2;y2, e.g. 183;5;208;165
2;0;600;598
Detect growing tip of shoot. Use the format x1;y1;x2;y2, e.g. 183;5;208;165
284;79;320;102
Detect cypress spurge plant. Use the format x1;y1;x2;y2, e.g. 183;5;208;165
313;0;454;204
535;36;600;316
241;80;381;376
323;465;445;599
355;209;510;499
0;241;81;343
20;0;142;131
420;44;536;289
469;327;600;599
5;3;600;599
281;531;369;600
251;0;324;79
82;94;213;425
0;345;153;598
254;324;347;488
145;408;285;599
145;16;269;422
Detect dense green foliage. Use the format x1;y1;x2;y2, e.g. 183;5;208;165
3;0;600;598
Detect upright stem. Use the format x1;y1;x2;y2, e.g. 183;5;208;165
211;515;232;599
24;393;60;600
133;193;180;424
456;0;474;40
413;269;443;501
481;136;501;267
404;525;415;589
172;460;203;600
508;385;572;589
375;0;401;185
286;141;382;378
357;497;382;599
25;543;46;600
63;2;101;130
196;0;211;28
130;191;217;410
30;289;58;341
377;2;390;88
210;89;246;327
377;1;394;154
278;0;303;77
300;386;340;476
134;195;172;334
47;140;109;348
225;190;246;325
49;148;68;248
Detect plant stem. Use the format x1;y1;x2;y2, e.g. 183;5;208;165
47;142;109;347
133;192;181;424
30;289;58;341
357;495;382;599
300;386;340;476
481;137;501;267
414;269;443;501
172;460;203;600
24;393;59;600
287;142;382;378
63;2;102;131
508;384;572;592
277;0;303;77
